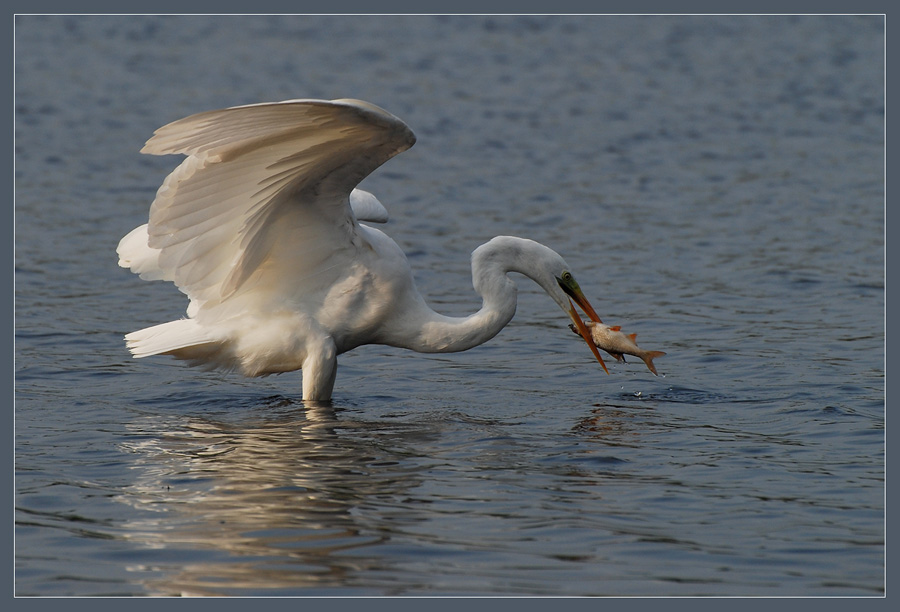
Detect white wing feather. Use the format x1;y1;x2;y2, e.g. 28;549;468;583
349;189;389;223
119;99;415;317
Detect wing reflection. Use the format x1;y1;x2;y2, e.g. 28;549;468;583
118;397;432;595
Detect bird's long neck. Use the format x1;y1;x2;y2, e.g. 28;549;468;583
402;278;517;355
388;237;554;354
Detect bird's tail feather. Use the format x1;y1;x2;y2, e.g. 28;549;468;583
125;319;216;359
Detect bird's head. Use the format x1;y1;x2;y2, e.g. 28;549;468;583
477;236;608;374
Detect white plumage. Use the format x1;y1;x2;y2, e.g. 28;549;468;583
118;99;607;401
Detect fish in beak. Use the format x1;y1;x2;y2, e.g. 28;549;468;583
556;272;607;374
567;298;609;374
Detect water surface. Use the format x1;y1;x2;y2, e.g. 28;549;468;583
15;15;884;596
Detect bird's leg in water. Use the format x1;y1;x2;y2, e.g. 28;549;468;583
301;338;337;402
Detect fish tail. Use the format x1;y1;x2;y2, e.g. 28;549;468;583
640;351;666;375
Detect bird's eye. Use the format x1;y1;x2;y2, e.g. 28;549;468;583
562;272;573;283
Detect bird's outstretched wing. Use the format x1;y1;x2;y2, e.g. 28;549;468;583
127;98;415;313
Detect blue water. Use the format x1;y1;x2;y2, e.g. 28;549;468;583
15;15;884;596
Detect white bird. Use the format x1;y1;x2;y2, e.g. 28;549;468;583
117;99;608;402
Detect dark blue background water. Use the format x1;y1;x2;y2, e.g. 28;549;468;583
15;15;884;596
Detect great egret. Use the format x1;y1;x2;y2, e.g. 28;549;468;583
117;98;608;401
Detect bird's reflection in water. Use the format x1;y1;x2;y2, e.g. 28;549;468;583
572;402;651;445
119;396;432;595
